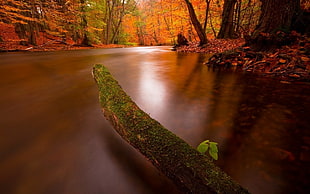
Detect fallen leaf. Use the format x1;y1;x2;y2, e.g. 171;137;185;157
301;57;309;62
289;74;300;78
279;59;286;63
268;52;279;58
280;81;291;84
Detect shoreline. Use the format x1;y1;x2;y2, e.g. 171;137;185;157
0;44;127;52
2;39;309;83
175;38;310;83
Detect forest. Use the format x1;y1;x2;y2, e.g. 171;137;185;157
0;0;308;47
1;0;309;81
1;1;310;194
0;0;258;47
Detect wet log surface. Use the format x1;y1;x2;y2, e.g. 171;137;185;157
92;64;249;194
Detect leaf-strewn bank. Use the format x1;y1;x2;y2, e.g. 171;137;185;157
0;23;127;52
176;34;310;82
176;39;245;53
93;64;249;194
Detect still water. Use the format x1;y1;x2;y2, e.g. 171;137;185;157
0;47;309;194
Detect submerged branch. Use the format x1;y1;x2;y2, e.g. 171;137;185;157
92;64;249;194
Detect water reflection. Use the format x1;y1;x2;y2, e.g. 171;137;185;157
0;47;309;194
217;77;310;194
138;61;167;114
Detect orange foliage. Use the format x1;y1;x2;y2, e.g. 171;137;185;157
122;0;264;45
0;0;270;47
123;0;226;45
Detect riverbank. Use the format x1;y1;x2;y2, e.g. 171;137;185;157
0;23;128;52
176;35;310;83
0;42;127;52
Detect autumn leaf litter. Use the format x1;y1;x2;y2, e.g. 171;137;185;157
176;35;310;82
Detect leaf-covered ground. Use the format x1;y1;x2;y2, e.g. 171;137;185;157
176;39;245;53
176;34;310;82
0;23;125;52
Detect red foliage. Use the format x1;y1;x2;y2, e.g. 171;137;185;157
0;23;125;51
0;23;25;51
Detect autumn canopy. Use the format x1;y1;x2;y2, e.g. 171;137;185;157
0;0;308;49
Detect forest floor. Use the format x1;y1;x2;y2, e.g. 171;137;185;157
0;23;126;52
176;34;310;83
0;43;126;52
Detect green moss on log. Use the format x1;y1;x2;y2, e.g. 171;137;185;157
93;64;249;194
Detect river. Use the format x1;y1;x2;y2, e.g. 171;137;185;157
0;46;309;194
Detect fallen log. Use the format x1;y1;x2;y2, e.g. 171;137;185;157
25;39;73;51
92;64;249;194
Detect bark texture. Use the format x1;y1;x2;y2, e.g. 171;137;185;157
184;0;208;45
248;0;300;51
93;64;249;194
177;33;189;46
217;0;237;39
253;0;300;38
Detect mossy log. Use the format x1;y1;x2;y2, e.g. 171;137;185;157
92;64;249;194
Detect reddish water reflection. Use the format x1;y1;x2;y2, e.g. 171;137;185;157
0;47;309;194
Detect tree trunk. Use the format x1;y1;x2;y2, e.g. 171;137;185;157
203;0;211;32
217;0;237;39
234;0;242;36
93;64;249;194
80;0;91;46
184;0;208;46
208;7;217;38
81;33;91;46
177;33;189;46
248;0;300;51
110;0;125;44
253;0;300;38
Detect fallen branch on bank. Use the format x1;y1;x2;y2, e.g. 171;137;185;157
92;64;249;194
25;39;72;50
